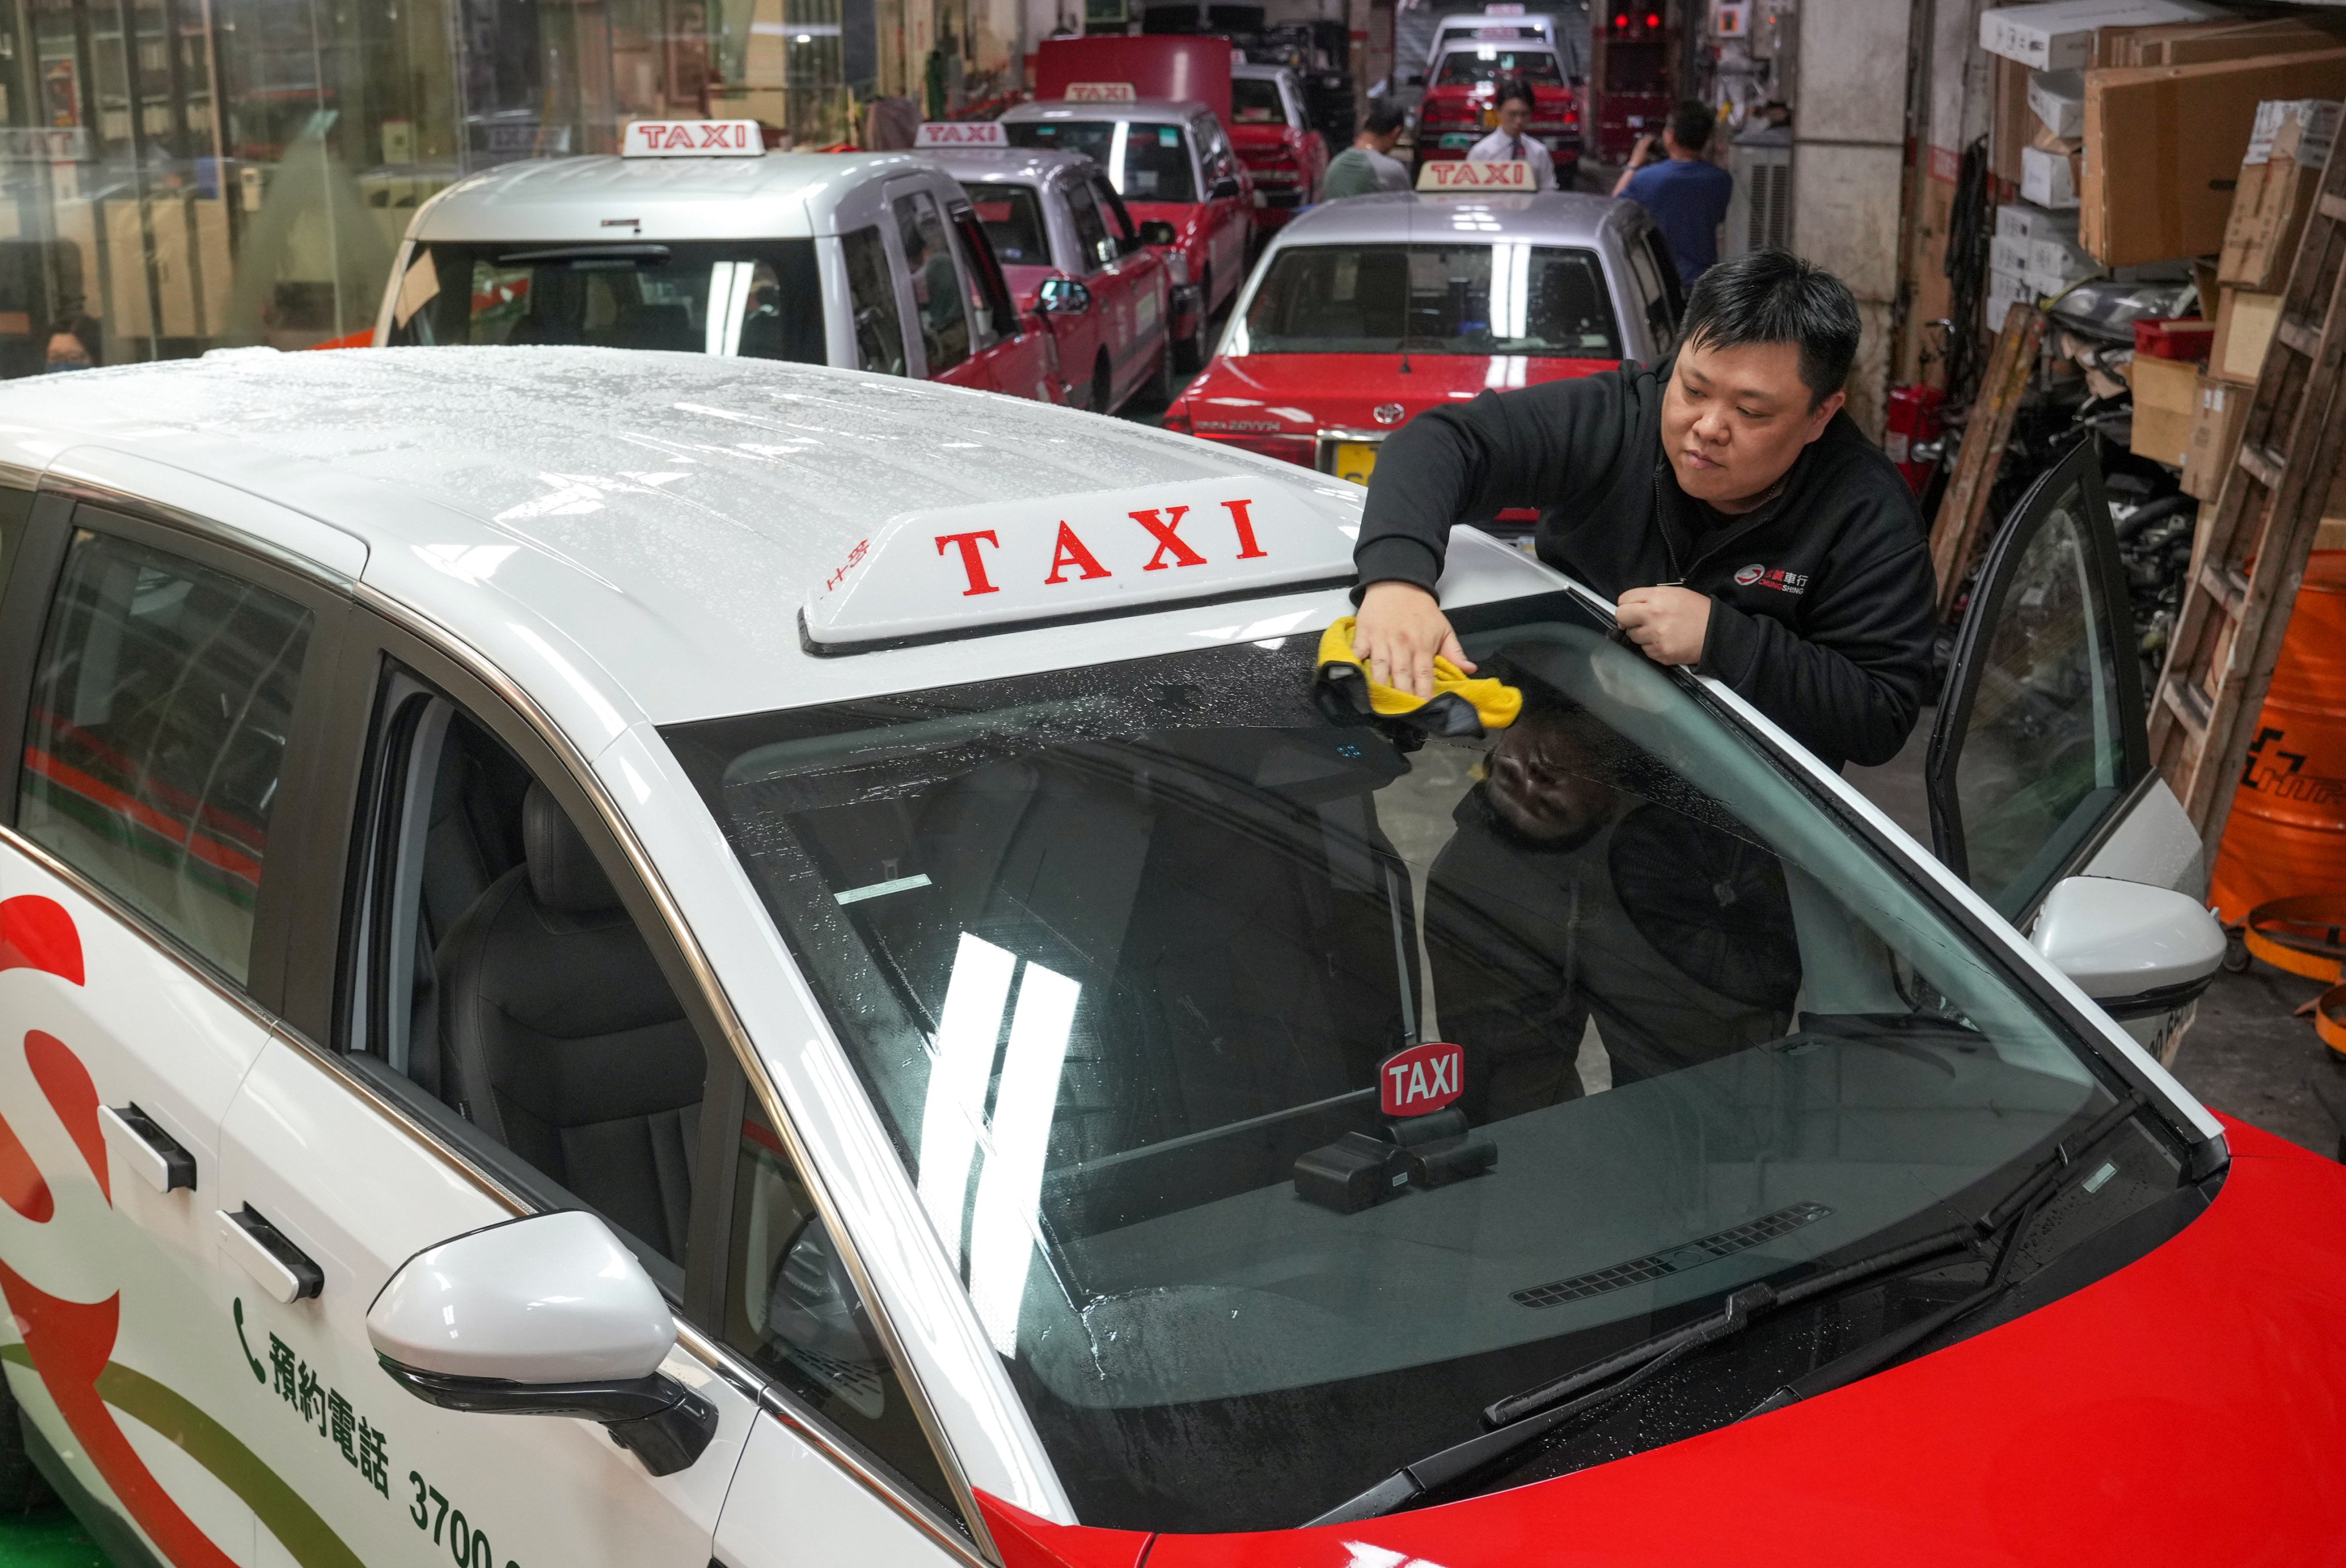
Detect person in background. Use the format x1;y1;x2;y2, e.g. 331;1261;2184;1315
1464;79;1557;190
1322;105;1413;199
1613;99;1736;289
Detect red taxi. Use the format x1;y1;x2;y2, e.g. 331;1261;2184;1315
1415;39;1582;177
922;128;1177;414
1165;178;1682;486
1231;62;1330;232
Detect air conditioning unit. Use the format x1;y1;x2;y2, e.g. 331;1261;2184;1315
1724;123;1791;260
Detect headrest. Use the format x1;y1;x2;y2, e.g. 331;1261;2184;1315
523;783;622;916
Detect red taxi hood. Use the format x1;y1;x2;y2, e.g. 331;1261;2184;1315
981;1117;2346;1567
1181;351;1616;433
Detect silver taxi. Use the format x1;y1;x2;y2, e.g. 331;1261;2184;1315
376;142;1063;402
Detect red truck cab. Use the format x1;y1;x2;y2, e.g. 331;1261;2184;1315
1415;41;1581;176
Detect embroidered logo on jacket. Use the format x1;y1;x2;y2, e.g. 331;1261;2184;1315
1734;564;1807;595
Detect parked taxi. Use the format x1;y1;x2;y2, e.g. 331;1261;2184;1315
1001;97;1254;370
1166;177;1681;485
1414;39;1582;176
377;121;1062;402
1230;63;1330;233
920;131;1177;415
1421;8;1567;73
0;346;2336;1568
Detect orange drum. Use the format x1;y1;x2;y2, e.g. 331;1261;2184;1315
2209;551;2346;924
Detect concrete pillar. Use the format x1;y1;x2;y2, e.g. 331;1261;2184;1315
1789;0;1912;439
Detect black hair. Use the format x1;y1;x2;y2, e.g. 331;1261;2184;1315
1668;100;1714;153
1362;103;1409;137
1495;76;1537;112
1679;249;1861;406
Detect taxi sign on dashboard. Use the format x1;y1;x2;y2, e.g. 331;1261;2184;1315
804;478;1357;649
1417;159;1534;191
1066;81;1139;101
916;120;1008;147
623;119;763;157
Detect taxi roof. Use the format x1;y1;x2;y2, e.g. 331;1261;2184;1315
1275;188;1627;249
919;144;1095;187
409;151;948;243
0;349;1559;746
1000;98;1213;125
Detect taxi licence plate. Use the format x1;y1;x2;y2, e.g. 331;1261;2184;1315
1334;442;1378;485
1439;132;1477;148
1483;107;1499;128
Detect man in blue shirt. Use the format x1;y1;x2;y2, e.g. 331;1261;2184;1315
1614;100;1735;289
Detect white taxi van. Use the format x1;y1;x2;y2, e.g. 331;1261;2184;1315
0;348;2338;1568
375;124;1062;403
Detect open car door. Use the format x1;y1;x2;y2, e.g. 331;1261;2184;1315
1926;438;2209;1056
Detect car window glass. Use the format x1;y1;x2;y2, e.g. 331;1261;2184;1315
0;486;30;600
1092;178;1139;245
724;1100;966;1528
1622;236;1675;353
1232;77;1284;123
385;242;826;363
1639;229;1684;345
1004;120;1197;203
1066;185;1113;272
967;183;1049;266
345;678;710;1286
840;226;909;376
19;527;311;984
1437;48;1563;86
1233;243;1620;358
894;190;972;374
942;210;1000;349
1938;478;2135;918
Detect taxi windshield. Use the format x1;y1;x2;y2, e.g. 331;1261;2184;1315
1004;120;1197;202
666;592;2174;1531
384;239;826;359
1235;243;1622;357
1437;47;1564;85
1232;78;1286;123
965;183;1051;266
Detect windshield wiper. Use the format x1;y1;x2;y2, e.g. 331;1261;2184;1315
1306;1089;2150;1527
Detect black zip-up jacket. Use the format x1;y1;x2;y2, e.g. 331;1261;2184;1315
1354;358;1937;769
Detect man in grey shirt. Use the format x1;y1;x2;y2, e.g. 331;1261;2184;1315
1321;105;1412;199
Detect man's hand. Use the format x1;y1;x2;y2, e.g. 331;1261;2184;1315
1353;581;1476;698
1615;585;1712;667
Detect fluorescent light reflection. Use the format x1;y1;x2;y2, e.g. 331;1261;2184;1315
1491;242;1530;339
970;960;1081;1354
916;933;1016;1264
1107;120;1131;195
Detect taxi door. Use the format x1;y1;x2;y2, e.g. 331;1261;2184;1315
887;183;991;393
1085;174;1170;407
1925;439;2206;1056
1191;114;1251;310
206;621;760;1567
950;201;1060;405
0;491;349;1567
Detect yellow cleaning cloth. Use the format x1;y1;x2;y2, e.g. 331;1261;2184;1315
1317;616;1522;737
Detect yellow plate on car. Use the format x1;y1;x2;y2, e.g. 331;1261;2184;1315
1482;107;1499;128
1334;442;1378;485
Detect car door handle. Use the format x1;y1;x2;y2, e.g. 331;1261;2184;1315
97;1104;195;1193
217;1205;324;1303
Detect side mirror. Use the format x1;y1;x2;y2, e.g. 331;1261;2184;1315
1405;73;1425;88
367;1212;717;1477
1138;219;1179;246
1211;175;1243;201
2031;877;2225;1012
1038;276;1094;313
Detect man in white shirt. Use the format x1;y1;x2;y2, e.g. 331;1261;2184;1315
1463;80;1557;190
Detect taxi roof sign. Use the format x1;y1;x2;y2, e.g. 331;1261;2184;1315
1417;159;1534;192
1066;81;1139;101
916;120;1008;147
804;479;1354;650
623;119;763;158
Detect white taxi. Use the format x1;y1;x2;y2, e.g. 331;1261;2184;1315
0;348;2335;1568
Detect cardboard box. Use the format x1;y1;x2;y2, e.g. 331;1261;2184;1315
1993;54;2034;187
1982;0;2222;71
2029;234;2099;284
2097;17;2346;68
2182;372;2253;499
2219;99;2343;289
2030;69;2086;137
1988;270;2034;329
2081;49;2346;265
2129;351;2200;466
2213;286;2284;383
1998;201;2081;242
1991;234;2031;276
2022;144;2081;208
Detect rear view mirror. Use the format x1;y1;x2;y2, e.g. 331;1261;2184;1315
367;1211;717;1476
1139;219;1179;246
2031;877;2225;1012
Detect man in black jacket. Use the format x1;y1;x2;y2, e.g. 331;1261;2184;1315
1349;249;1935;769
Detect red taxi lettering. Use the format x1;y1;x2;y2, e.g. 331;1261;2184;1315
1044;523;1113;584
1131;506;1207;571
827;537;871;591
1224;497;1267;560
936;530;1003;595
1379;1041;1464;1116
701;123;734;148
